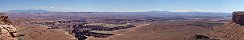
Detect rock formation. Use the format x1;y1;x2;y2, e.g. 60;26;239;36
0;13;17;40
185;11;244;40
187;11;244;40
233;11;244;25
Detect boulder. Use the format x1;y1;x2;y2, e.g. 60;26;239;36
0;13;12;25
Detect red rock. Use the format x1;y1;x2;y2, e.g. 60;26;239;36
232;11;244;25
0;13;17;40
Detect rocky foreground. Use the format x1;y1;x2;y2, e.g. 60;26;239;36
0;13;17;40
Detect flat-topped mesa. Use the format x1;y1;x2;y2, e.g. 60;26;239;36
233;11;244;25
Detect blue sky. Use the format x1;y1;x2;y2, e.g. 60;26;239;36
0;0;244;13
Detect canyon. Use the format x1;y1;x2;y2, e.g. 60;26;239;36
0;11;233;40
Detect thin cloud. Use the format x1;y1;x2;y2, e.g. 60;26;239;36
33;7;56;9
169;9;209;12
50;7;56;9
31;7;81;12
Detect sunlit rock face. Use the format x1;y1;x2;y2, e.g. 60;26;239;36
0;13;17;40
233;11;244;25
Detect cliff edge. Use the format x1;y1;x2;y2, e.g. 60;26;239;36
0;13;17;40
197;11;244;40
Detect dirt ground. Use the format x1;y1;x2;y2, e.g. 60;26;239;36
88;21;211;40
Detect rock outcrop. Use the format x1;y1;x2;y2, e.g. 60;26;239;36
233;11;244;25
193;11;244;40
0;13;17;40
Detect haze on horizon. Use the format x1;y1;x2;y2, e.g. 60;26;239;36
0;0;244;13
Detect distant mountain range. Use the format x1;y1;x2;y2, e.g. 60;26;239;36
5;10;231;17
6;9;51;13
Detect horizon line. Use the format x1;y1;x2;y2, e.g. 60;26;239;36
2;9;234;13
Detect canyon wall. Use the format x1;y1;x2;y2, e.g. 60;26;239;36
233;11;244;25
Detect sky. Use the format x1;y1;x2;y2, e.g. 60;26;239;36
0;0;244;13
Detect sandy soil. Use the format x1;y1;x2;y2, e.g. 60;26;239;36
88;21;211;40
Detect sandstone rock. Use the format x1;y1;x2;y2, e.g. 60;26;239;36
233;11;244;25
201;11;244;40
0;13;17;40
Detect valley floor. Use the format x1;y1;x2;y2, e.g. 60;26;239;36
88;21;211;40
